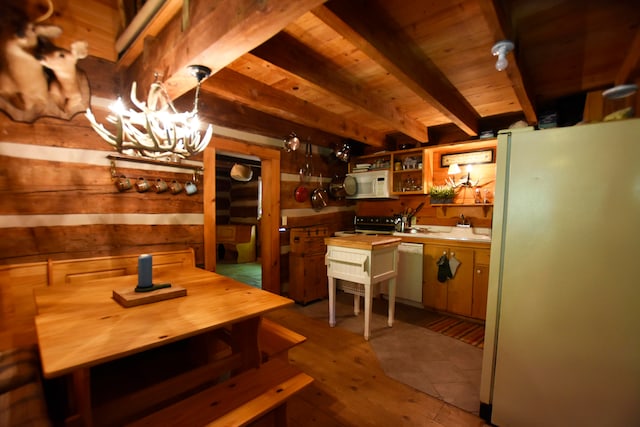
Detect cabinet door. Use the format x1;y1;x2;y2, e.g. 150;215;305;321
472;248;490;319
446;247;474;317
422;244;449;311
289;253;327;304
308;253;328;302
472;264;489;320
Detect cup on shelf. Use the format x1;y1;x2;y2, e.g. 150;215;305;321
153;179;168;193
134;177;150;192
114;175;131;192
169;180;183;194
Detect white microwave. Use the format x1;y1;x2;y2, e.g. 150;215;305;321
345;170;395;199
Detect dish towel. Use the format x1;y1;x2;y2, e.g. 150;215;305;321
449;255;460;278
437;254;451;283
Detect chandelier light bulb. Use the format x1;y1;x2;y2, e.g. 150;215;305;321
491;40;514;72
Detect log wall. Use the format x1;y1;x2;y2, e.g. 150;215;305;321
0;58;204;265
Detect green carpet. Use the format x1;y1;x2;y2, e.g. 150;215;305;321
215;262;262;289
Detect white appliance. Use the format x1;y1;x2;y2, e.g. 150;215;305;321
480;119;640;427
383;242;423;306
346;170;395;199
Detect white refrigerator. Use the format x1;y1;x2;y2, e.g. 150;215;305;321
479;119;640;427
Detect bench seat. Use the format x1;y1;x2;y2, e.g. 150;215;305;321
259;318;306;362
127;357;313;427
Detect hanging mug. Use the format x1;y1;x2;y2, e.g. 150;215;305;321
135;177;150;192
114;175;132;192
169;180;183;194
153;178;168;193
184;181;198;195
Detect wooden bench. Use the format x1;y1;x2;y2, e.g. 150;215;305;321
259;318;306;362
47;248;196;287
127;357;313;427
217;224;256;263
0;346;52;427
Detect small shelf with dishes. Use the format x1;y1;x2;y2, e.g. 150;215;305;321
348;152;391;173
390;148;428;194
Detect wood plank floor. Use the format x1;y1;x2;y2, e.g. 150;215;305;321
265;308;490;427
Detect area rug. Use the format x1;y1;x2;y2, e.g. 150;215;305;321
425;316;485;349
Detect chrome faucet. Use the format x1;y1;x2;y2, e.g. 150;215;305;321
458;214;470;227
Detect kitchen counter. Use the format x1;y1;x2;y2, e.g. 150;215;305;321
324;235;402;250
393;226;491;244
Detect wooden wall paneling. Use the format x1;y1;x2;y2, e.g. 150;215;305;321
0;157;203;215
0;225;204;266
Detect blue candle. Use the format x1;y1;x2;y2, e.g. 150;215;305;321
137;254;153;288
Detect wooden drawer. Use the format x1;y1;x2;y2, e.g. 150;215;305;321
475;249;490;265
290;227;329;254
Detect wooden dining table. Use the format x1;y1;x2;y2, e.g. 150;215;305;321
34;267;294;426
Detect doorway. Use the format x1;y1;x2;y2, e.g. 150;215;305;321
215;152;262;288
203;136;281;294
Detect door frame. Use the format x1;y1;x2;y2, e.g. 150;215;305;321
204;136;281;294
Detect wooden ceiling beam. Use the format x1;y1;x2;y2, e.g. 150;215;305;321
202;69;388;147
125;0;328;102
615;27;640;86
250;32;429;142
313;2;479;137
175;92;344;148
478;0;537;124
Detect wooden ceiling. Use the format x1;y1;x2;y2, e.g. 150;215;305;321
40;0;640;149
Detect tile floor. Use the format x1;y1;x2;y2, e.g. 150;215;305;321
293;291;484;415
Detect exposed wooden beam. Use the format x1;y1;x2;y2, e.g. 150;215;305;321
615;27;640;86
478;0;537;124
202;69;387;147
125;0;328;101
175;92;344;148
313;2;479;137
116;0;183;69
250;33;429;142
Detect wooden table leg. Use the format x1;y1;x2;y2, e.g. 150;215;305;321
387;277;396;327
231;316;261;372
364;283;372;341
68;368;92;427
328;276;336;327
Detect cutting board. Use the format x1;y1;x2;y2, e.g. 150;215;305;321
113;285;187;307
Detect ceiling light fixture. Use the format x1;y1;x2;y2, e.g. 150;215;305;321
491;40;514;72
85;65;213;162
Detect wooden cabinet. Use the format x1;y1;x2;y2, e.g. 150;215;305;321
390;148;428;195
289;226;329;304
349;148;430;195
472;248;490;320
422;241;489;320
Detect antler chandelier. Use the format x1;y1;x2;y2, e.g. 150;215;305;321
85;65;213;162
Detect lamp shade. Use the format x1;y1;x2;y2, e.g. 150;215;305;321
448;163;461;175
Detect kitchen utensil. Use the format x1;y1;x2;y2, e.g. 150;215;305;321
310;174;328;211
301;142;313;182
283;132;300;152
294;169;309;203
329;175;347;199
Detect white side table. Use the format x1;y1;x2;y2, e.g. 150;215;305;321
325;235;401;340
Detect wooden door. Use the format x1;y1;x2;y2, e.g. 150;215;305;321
446;247;474;316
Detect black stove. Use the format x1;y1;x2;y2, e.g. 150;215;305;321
354;216;396;234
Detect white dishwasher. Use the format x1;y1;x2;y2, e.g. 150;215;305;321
384;242;423;306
